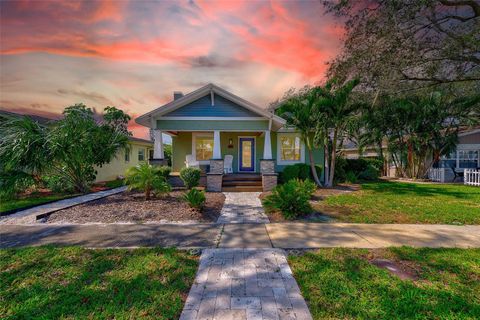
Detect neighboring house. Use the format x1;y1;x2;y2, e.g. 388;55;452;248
136;83;324;191
94;137;153;182
0;110;54;126
431;127;480;182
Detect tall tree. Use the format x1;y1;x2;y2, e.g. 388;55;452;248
324;0;480;93
274;86;324;186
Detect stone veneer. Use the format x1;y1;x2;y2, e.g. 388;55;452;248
260;159;275;174
149;158;168;166
262;173;278;192
207;159;224;192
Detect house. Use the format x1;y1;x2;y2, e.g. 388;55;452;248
136;83;324;191
94;136;153;182
431;127;480;182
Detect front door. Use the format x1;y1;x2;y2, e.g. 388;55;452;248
239;137;255;172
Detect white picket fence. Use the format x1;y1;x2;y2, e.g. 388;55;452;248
428;167;445;182
464;169;480;186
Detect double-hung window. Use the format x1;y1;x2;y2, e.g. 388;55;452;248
277;133;304;165
193;134;214;164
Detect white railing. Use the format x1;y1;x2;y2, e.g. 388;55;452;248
428;168;444;182
464;169;480;186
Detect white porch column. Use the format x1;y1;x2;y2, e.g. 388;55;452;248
153;129;164;159
213;130;221;159
263;130;272;160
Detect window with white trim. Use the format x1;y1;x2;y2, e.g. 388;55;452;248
138;149;145;161
195;136;214;161
277;133;304;164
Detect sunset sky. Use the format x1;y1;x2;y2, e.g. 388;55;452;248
0;0;344;138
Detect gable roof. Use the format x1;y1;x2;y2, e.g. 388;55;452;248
135;83;286;130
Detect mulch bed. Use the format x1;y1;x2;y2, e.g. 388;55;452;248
46;191;225;224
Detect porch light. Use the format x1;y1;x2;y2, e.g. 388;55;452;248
228;138;234;148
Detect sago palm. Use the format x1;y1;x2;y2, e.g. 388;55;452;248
125;163;171;200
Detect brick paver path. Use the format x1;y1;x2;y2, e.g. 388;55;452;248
180;249;312;320
216;192;269;224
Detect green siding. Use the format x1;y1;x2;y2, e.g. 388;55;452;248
171;132;192;172
171;131;324;181
157;120;268;131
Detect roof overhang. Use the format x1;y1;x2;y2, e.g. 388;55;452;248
135;83;286;131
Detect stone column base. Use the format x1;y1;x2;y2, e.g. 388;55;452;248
262;173;278;192
207;173;223;192
260;159;275;174
209;159;224;174
149;158;168;166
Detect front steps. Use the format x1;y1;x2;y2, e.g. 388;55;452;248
222;173;263;192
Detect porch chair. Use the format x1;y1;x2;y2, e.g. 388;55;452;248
449;163;464;182
224;155;233;174
185;154;200;168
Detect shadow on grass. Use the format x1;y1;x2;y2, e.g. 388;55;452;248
289;248;480;319
0;246;198;320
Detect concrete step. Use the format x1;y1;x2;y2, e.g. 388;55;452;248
222;180;262;187
223;174;261;181
222;186;263;192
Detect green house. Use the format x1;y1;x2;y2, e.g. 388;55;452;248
136;83;324;191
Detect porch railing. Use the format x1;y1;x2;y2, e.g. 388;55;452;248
464;169;480;187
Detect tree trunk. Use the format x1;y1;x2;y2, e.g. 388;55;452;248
308;147;323;187
145;186;151;200
324;137;330;187
328;129;338;187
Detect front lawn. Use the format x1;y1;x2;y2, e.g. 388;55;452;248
0;247;198;319
313;181;480;224
289;247;480;319
0;194;73;214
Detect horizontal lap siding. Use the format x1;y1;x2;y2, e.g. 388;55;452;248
163;95;260;117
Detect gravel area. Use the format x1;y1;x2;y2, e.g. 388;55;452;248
46;191;225;224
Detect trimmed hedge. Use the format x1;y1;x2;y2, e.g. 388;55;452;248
335;157;383;183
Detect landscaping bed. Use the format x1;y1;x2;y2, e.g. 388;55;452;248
289;247;480;319
0;246;198;319
45;191;225;223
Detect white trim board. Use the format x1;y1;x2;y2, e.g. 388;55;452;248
276;132;305;165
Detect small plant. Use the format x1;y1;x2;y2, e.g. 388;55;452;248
157;166;171;180
182;188;206;210
345;171;358;184
263;179;316;220
43;174;75;193
180;167;201;189
125;163;171;200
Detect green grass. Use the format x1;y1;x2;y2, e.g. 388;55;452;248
289;247;480;319
0;194;73;214
316;181;480;224
0;246;198;320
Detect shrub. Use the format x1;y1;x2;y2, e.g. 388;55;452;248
182;188;206;210
281;163;323;183
42;175;74;193
263;179;316;220
125;163;171;200
180;167;201;189
345;171;358;184
157;166;171;180
0;170;35;200
358;164;380;180
334;157;347;183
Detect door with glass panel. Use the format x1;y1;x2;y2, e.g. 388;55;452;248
239;137;255;172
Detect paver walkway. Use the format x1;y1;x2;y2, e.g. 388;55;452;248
216;193;269;224
0;186;127;224
180;249;312;320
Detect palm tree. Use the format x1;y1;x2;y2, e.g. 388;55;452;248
125;163;171;200
315;79;360;187
275;86;323;186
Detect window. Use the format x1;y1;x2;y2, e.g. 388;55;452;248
459;150;479;168
138;149;145;161
124;149;130;163
149;149;154;160
277;133;304;164
195;136;214;162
